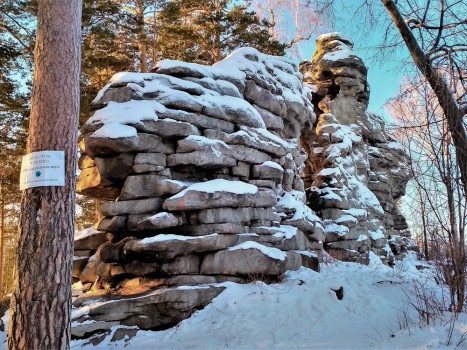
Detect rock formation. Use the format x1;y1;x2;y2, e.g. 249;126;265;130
73;48;323;337
300;33;411;264
72;33;413;339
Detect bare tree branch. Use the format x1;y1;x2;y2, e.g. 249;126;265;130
381;0;467;198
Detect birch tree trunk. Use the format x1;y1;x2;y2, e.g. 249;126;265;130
8;0;82;349
380;0;467;197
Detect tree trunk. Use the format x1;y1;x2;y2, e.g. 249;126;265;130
7;1;82;349
0;176;4;300
213;0;222;62
267;0;276;40
381;0;467;197
417;187;429;259
136;0;148;73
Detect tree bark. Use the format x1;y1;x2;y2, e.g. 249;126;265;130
381;0;467;197
136;0;148;73
0;176;4;300
7;1;82;349
417;187;429;259
267;0;276;41
213;0;222;62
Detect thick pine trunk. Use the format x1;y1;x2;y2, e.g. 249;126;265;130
0;177;4;300
7;1;82;349
381;0;467;197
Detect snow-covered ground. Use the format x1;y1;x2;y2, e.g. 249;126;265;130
2;252;467;349
72;253;467;349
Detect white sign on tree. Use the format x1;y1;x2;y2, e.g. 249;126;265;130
20;151;65;190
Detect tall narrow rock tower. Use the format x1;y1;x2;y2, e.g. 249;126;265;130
300;33;412;264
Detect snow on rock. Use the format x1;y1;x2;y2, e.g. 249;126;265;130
301;32;412;264
316;31;354;44
276;190;305;211
261;160;284;171
357;234;368;242
387;141;404;151
177;135;231;157
335;214;358;226
170;179;258;199
369;228;386;240
228;241;287;261
127;73;219;97
272;225;298;240
86;100;163;128
343;208;368;219
253;127;296;148
322;44;354;61
109;71;156;85
276;190;324;243
317;167;341;177
139;233;218;244
86;46;314;140
199;94;265;128
91;123;137;139
155;59;215;79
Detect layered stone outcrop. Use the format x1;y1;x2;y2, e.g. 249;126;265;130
73;48;323;336
300;33;411;264
72;34;414;338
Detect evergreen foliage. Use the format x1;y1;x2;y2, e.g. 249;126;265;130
81;0;135;124
155;0;286;64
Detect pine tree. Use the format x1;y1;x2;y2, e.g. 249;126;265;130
155;0;286;65
8;0;82;347
80;0;135;124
